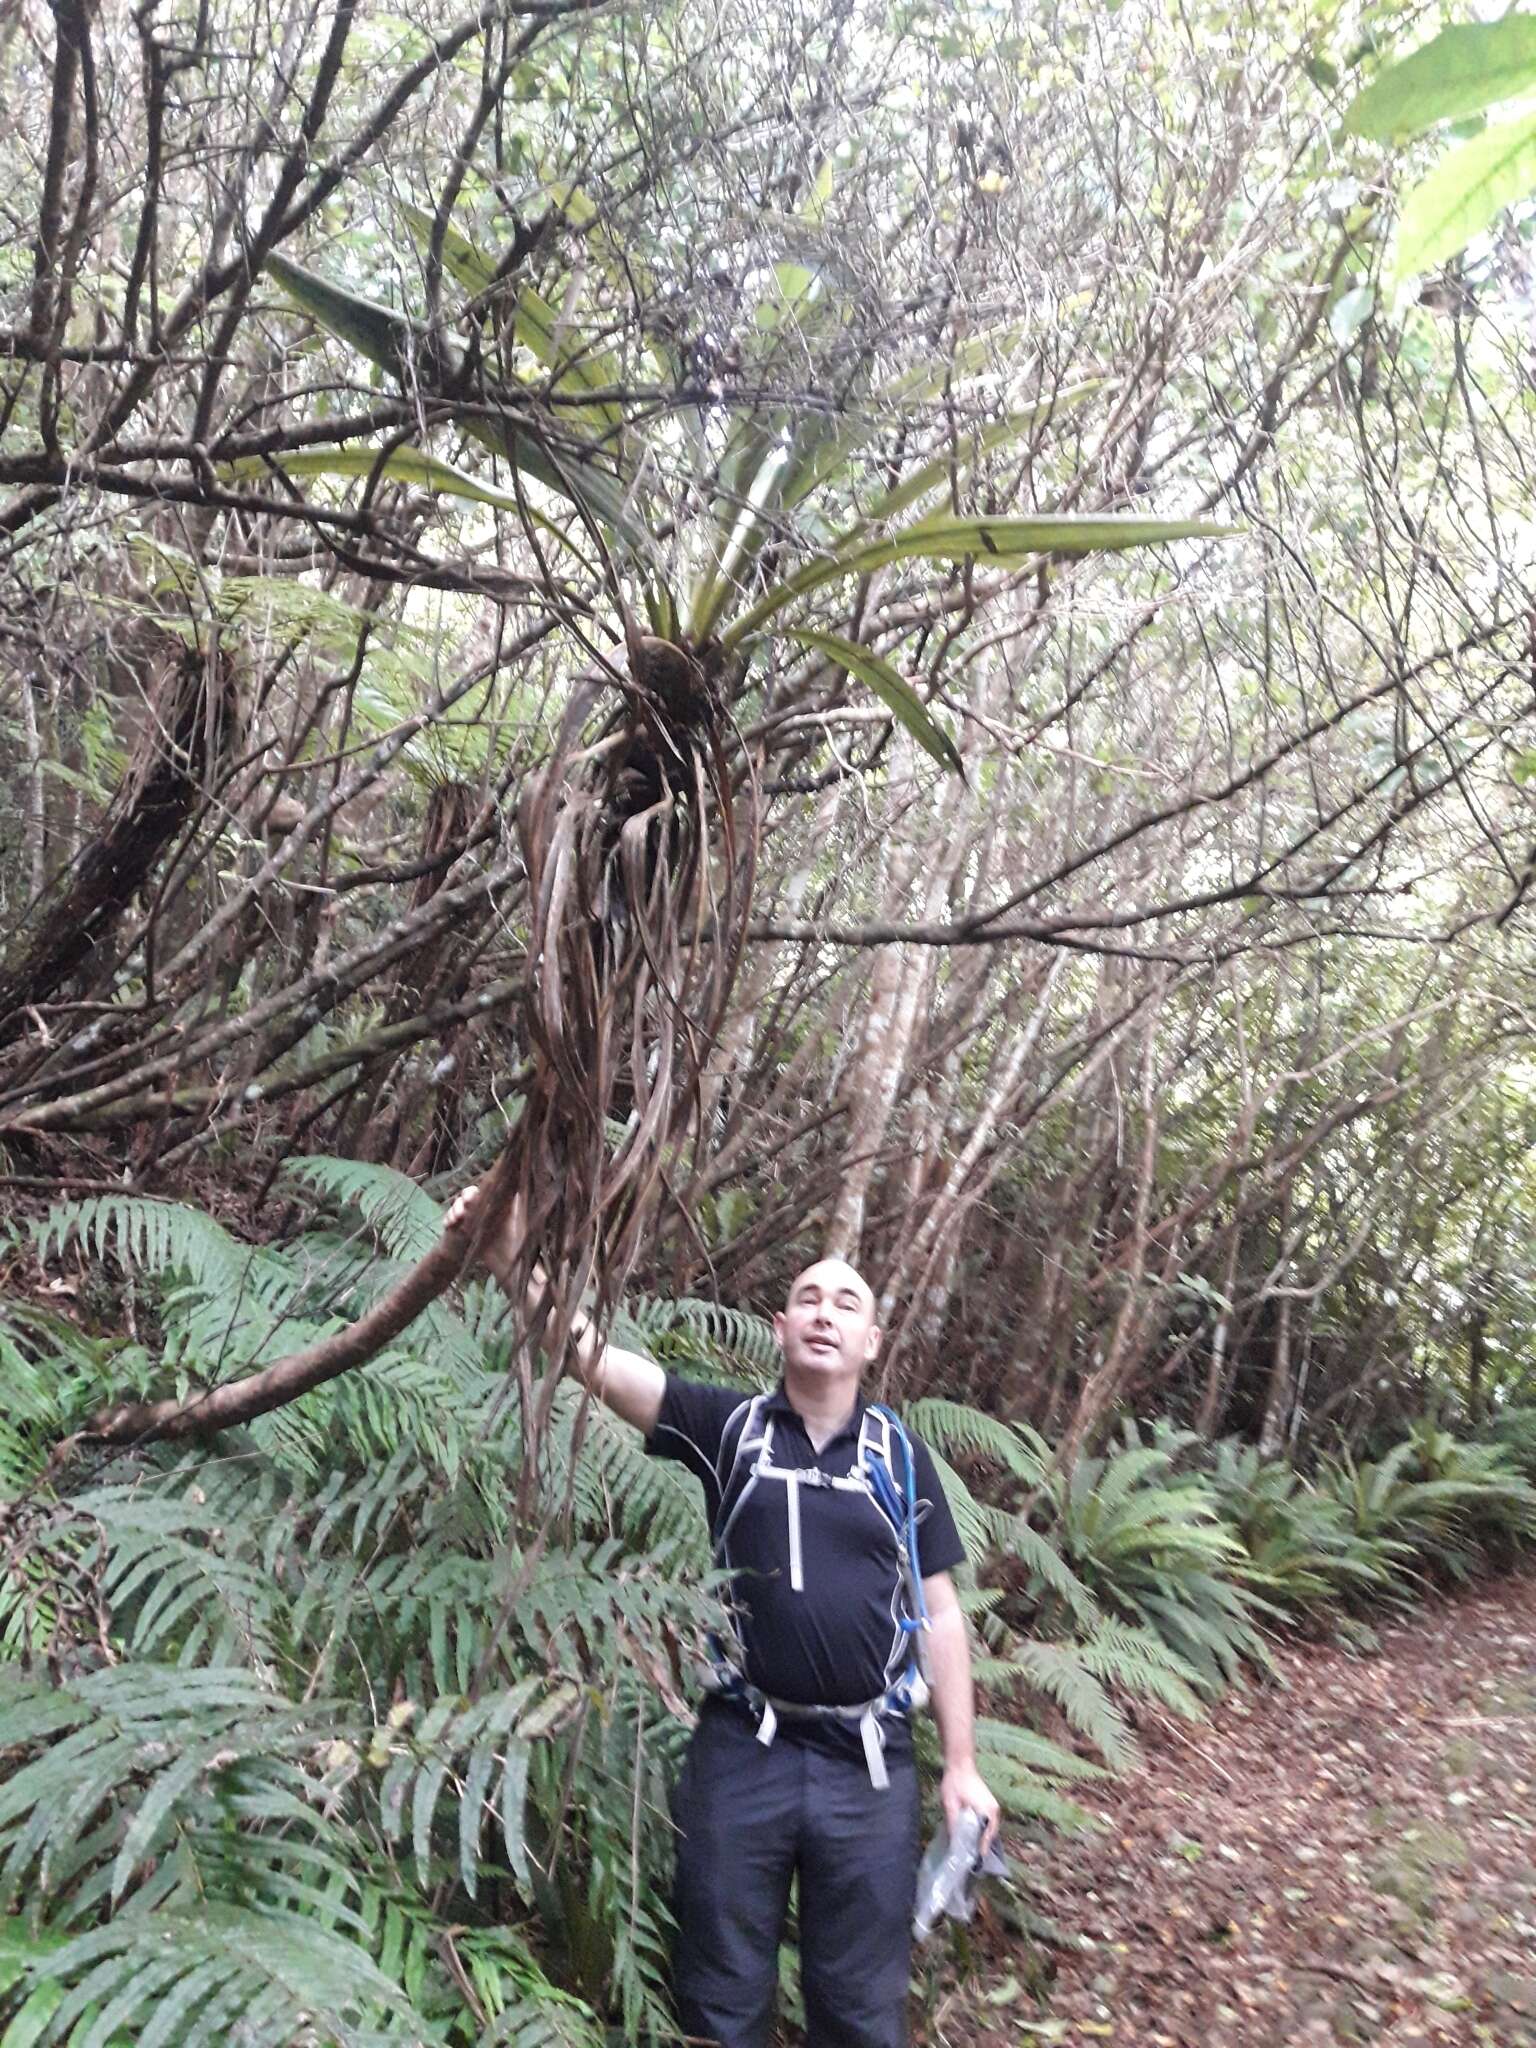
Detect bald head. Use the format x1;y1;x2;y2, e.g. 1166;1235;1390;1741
787;1257;875;1315
774;1257;882;1384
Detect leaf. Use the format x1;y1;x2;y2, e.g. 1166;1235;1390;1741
1387;110;1536;286
1345;19;1536;142
777;321;1034;516
1328;284;1375;345
546;181;599;229
508;282;624;428
261;253;646;554
754;260;818;331
263;253;413;379
802;155;836;225
400;200;499;299
841;380;1109;532
519;1677;581;1740
225;442;537;513
0;1983;67;2048
785;628;963;775
722;511;1237;650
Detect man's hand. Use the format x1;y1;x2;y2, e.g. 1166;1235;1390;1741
446;1183;666;1435
940;1761;1001;1855
922;1573;1001;1855
443;1182;533;1296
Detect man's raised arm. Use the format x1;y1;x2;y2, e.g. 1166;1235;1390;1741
443;1185;666;1436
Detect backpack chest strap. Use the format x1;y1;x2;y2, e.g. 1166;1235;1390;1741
750;1453;880;1591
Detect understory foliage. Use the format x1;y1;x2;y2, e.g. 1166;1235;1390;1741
3;1177;1536;2042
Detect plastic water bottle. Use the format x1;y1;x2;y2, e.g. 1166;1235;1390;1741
912;1807;988;1940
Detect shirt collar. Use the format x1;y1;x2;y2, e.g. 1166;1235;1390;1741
765;1379;867;1446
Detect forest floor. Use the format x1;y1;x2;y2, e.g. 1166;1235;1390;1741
937;1568;1536;2048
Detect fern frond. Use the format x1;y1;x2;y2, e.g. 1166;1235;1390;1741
991;1641;1134;1767
921;1445;987;1567
1088;1445;1177;1515
35;1198;252;1304
4;1904;425;2048
617;1296;778;1378
906;1398;1045;1480
993;1516;1101;1628
1073;1619;1206;1719
280;1154;445;1263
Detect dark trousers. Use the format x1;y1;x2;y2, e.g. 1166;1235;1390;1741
670;1700;920;2048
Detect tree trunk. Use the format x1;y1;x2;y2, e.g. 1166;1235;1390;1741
0;643;235;1045
1466;1268;1492;1426
825;777;969;1263
1258;1289;1294;1459
1194;1228;1243;1437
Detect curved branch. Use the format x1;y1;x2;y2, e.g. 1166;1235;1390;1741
55;1145;520;1459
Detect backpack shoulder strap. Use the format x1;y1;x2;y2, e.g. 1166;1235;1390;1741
864;1401;915;1486
716;1391;768;1486
864;1402;929;1583
711;1392;770;1554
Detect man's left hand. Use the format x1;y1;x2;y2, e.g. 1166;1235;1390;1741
940;1762;1001;1854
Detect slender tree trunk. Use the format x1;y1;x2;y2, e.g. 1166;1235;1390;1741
1466;1266;1492;1426
1195;1227;1244;1437
824;792;966;1261
0;643;234;1044
18;676;47;903
879;955;1065;1361
1258;1288;1294;1459
1056;1028;1162;1465
1287;1303;1314;1450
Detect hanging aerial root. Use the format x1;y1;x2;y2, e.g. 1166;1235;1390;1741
507;665;757;1489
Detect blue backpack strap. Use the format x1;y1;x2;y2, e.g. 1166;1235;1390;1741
864;1402;931;1630
860;1406;931;1697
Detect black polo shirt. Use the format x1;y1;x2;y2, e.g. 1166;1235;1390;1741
646;1376;965;1747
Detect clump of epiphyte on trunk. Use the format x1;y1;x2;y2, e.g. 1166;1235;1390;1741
506;619;754;1513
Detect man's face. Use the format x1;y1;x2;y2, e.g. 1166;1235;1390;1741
773;1259;882;1386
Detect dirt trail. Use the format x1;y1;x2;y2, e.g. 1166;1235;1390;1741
950;1571;1536;2047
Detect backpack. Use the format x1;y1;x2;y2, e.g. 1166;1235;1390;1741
702;1394;932;1788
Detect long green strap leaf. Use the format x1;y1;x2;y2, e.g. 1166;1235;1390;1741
836;380;1109;533
722;511;1237;650
786;627;963;775
264;253;414;378
399;200;500;298
262;254;651;558
691;379;1109;644
226;442;533;512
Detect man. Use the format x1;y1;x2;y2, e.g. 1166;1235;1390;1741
446;1187;999;2048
